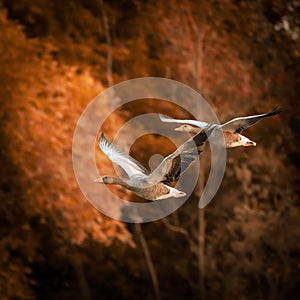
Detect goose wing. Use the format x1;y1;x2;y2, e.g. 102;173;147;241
99;133;149;178
159;114;210;128
160;148;202;186
221;106;281;133
146;125;217;186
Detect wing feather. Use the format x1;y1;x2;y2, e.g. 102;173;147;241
221;106;281;133
159;114;209;128
146;125;217;185
99;133;149;178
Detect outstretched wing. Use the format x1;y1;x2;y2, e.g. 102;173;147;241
99;133;149;178
221;106;281;133
146;125;217;186
160;148;202;186
159;114;210;128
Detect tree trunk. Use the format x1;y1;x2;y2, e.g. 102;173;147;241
135;223;161;300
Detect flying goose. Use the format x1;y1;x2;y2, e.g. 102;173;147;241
159;106;281;148
94;125;217;201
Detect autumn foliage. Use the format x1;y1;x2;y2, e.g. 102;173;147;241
0;0;299;299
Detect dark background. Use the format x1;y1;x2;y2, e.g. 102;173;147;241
0;1;299;299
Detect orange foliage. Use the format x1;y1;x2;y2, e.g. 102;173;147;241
0;0;299;299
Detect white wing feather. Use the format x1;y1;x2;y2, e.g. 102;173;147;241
221;108;280;132
100;134;149;178
159;114;209;128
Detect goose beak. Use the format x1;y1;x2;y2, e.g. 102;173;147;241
94;178;104;183
174;126;182;131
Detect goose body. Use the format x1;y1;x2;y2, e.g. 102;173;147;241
95;126;216;201
96;175;180;200
160;106;281;148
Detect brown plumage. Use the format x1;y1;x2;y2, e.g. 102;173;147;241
160;106;281;148
94;126;216;201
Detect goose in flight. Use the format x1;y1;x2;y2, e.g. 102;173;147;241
159;106;281;148
94;125;217;201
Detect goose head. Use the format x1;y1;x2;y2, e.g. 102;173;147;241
175;124;199;134
94;175;118;184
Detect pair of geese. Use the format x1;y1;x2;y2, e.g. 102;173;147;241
95;107;280;201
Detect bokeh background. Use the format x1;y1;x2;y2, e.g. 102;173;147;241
0;1;299;299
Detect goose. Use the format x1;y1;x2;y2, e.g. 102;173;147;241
159;106;281;148
94;125;217;201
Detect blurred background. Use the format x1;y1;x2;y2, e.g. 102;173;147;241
0;0;299;299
